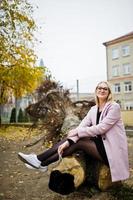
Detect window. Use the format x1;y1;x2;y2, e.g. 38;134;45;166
114;83;121;93
112;65;119;77
122;45;130;57
123;63;131;75
112;48;119;59
124;82;132;92
124;102;133;110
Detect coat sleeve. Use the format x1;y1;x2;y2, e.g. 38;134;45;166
67;135;79;143
77;103;121;138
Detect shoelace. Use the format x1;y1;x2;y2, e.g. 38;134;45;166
58;152;63;162
57;153;72;172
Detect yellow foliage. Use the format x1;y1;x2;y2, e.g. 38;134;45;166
0;126;41;141
0;0;46;103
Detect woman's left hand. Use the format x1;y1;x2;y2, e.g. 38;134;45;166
67;128;78;137
58;141;70;156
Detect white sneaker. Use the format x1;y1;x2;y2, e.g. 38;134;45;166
18;152;41;168
25;163;48;172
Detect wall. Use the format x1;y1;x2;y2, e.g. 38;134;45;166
121;110;133;127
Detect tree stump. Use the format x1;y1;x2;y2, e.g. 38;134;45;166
85;158;121;191
48;154;121;195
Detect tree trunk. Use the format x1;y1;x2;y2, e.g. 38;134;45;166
0;105;2;125
15;98;18;123
48;154;121;195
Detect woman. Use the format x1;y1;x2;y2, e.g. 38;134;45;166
18;81;129;182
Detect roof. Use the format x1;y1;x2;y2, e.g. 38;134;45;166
103;31;133;46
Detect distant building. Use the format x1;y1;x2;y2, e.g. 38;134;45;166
103;32;133;110
39;58;45;67
70;92;94;102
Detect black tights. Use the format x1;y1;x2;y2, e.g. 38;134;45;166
37;138;104;166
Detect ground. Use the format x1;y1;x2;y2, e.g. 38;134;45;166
0;126;133;200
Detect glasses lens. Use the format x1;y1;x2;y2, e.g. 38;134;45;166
97;87;108;91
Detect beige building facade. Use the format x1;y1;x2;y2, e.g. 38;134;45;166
70;92;94;102
103;32;133;110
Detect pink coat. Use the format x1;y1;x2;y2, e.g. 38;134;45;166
68;102;129;182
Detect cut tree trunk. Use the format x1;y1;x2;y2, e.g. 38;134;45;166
48;153;121;195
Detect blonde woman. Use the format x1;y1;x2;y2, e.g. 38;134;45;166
18;81;129;183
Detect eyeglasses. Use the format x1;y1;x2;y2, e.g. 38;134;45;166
97;87;108;91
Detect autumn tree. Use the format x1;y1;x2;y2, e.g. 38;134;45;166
0;0;45;123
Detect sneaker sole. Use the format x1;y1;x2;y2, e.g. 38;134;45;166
25;163;48;172
18;154;39;169
25;163;36;169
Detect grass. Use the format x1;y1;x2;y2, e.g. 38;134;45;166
109;184;133;200
0;125;40;141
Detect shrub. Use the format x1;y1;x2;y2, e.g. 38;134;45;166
18;108;24;122
10;107;16;123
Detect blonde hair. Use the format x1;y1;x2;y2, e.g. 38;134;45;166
95;81;113;105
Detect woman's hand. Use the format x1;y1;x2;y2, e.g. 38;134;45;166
58;140;70;156
67;128;78;137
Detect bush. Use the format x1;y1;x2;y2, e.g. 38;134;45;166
23;110;30;122
10;108;16;123
18;108;24;122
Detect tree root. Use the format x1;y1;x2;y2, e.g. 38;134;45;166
24;134;46;147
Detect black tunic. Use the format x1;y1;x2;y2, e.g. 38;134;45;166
92;108;109;166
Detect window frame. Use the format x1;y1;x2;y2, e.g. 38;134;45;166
114;83;121;93
112;48;119;60
122;45;130;57
123;63;131;75
112;65;119;77
124;102;133;110
124;81;132;93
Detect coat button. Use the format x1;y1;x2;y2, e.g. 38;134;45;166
103;137;106;140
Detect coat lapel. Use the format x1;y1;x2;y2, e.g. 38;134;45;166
99;101;111;122
92;105;98;125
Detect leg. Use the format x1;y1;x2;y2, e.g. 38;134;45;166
18;138;105;169
18;138;67;169
37;138;67;162
63;137;103;161
41;137;103;166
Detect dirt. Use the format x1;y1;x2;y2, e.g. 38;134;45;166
0;127;133;200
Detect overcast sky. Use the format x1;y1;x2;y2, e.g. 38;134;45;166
30;0;133;93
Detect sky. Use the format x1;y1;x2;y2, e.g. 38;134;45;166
29;0;133;93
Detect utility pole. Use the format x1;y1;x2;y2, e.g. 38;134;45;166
76;79;79;100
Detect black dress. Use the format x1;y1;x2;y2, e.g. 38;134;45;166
91;108;109;166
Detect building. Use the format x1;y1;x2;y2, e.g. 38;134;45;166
70;92;94;102
103;32;133;110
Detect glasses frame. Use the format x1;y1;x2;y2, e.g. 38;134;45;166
97;86;109;91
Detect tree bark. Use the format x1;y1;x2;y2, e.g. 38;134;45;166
48;154;121;195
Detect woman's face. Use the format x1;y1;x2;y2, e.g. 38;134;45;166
96;82;109;102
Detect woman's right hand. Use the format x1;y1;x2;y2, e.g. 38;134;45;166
58;140;70;156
